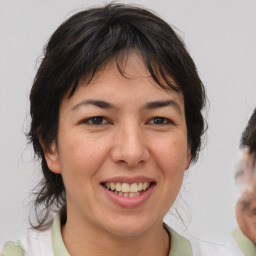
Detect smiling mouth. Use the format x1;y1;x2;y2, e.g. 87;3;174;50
101;182;155;198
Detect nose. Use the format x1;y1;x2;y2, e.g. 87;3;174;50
110;122;150;167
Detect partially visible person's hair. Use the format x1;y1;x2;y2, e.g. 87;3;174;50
28;3;206;229
235;108;256;184
241;109;256;154
235;108;256;214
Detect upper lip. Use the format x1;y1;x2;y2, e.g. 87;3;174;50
100;176;156;184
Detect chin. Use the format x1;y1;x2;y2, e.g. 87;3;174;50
102;216;157;238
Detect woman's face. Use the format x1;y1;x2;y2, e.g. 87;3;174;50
45;55;191;237
236;186;256;244
236;151;256;244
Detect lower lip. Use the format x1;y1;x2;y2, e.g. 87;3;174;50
102;185;155;208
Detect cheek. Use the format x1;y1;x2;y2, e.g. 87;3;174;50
57;135;110;185
236;203;243;224
151;138;188;213
152;136;189;174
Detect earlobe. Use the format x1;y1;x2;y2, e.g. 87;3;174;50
40;139;61;174
185;149;192;170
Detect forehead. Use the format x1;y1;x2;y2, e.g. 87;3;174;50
69;53;182;98
62;54;184;110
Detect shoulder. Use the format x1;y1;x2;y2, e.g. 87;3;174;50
228;228;256;256
0;227;53;256
189;237;244;256
164;223;243;256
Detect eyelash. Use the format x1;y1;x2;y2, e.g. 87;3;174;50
81;116;110;125
81;116;173;126
147;117;173;125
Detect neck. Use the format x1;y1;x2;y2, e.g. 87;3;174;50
62;213;170;256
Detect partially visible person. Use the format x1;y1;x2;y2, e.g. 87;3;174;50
231;109;256;256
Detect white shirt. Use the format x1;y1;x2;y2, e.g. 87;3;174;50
1;214;243;256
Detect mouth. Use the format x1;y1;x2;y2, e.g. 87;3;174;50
101;181;155;198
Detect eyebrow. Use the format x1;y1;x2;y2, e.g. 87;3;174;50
144;100;181;114
71;100;116;111
71;99;181;114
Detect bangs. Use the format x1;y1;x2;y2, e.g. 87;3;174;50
67;47;180;98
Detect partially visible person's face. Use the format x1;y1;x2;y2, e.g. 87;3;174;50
236;186;256;244
44;54;191;238
236;151;256;244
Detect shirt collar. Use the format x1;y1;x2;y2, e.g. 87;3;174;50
52;213;192;256
52;214;70;256
232;228;256;256
164;223;192;256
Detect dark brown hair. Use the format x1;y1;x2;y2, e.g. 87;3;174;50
28;3;206;229
241;108;256;154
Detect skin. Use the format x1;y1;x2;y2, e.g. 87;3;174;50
236;188;256;244
236;150;256;244
43;54;191;256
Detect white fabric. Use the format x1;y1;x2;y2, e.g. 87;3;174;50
16;228;53;256
1;226;243;256
189;237;244;256
225;235;245;256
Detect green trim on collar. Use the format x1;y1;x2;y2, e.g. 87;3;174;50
232;229;256;256
52;214;70;256
164;224;193;256
51;214;192;256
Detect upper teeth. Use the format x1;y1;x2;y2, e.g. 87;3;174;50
104;182;150;193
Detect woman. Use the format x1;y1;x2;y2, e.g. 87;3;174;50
230;109;256;256
1;3;236;256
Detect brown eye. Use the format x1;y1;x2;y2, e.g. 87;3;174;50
149;117;171;125
83;116;107;125
251;208;256;216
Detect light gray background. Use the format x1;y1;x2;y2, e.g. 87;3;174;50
0;0;256;245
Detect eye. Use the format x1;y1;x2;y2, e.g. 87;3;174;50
148;117;172;125
82;116;109;125
251;208;256;216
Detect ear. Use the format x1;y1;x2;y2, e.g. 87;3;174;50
40;139;61;174
185;148;192;170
